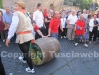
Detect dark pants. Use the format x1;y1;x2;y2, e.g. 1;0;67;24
97;30;99;38
18;41;33;69
58;27;61;37
45;25;49;36
0;30;8;40
0;57;6;75
35;27;45;40
89;30;97;41
75;35;86;44
60;28;67;36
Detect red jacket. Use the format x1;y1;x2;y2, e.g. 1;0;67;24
75;20;85;36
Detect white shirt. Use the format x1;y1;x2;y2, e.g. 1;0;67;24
82;13;88;20
33;10;44;28
7;15;35;40
7;15;19;39
89;18;99;32
68;14;78;25
98;26;99;31
61;18;66;28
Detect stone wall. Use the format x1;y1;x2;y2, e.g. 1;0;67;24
3;0;64;11
2;0;80;12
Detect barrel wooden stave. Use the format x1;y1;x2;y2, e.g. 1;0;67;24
31;37;60;65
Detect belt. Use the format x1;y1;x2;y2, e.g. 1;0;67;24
17;31;34;43
70;24;75;25
17;31;31;35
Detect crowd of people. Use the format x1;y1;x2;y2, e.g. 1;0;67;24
1;3;99;47
0;0;99;74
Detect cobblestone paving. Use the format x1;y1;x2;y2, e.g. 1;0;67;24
0;38;99;75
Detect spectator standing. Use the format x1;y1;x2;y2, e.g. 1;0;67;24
0;16;8;42
3;7;12;42
0;10;8;42
89;14;99;44
75;15;88;47
3;7;12;26
60;13;67;38
48;11;63;39
45;11;52;35
33;3;45;39
97;11;99;18
85;15;92;42
77;11;82;19
43;9;48;18
50;9;54;17
67;10;78;40
29;12;33;22
82;9;88;20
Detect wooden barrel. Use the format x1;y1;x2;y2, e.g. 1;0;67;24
29;37;60;65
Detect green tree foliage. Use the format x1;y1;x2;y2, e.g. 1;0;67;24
80;0;93;10
0;0;3;8
64;0;93;10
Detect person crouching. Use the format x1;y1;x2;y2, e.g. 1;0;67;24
32;20;45;38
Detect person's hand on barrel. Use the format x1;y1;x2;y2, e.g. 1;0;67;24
47;34;51;37
47;28;51;37
6;39;10;47
42;36;46;38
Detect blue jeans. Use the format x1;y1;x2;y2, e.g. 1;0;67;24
51;33;58;39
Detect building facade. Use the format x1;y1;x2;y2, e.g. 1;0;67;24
3;0;64;11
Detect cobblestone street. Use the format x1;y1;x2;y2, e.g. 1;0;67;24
0;38;99;75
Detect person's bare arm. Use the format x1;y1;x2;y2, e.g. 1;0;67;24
45;18;50;22
59;23;63;32
67;20;70;25
36;30;45;37
48;28;51;37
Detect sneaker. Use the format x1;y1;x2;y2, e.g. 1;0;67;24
26;67;35;73
3;40;5;42
93;41;96;44
75;43;78;46
86;40;89;43
9;73;13;75
19;56;26;63
61;36;63;39
68;39;72;41
84;44;88;48
64;36;66;38
71;39;74;41
89;41;92;44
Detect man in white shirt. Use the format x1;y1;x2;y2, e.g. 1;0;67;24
67;10;78;40
82;9;88;20
33;3;45;39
